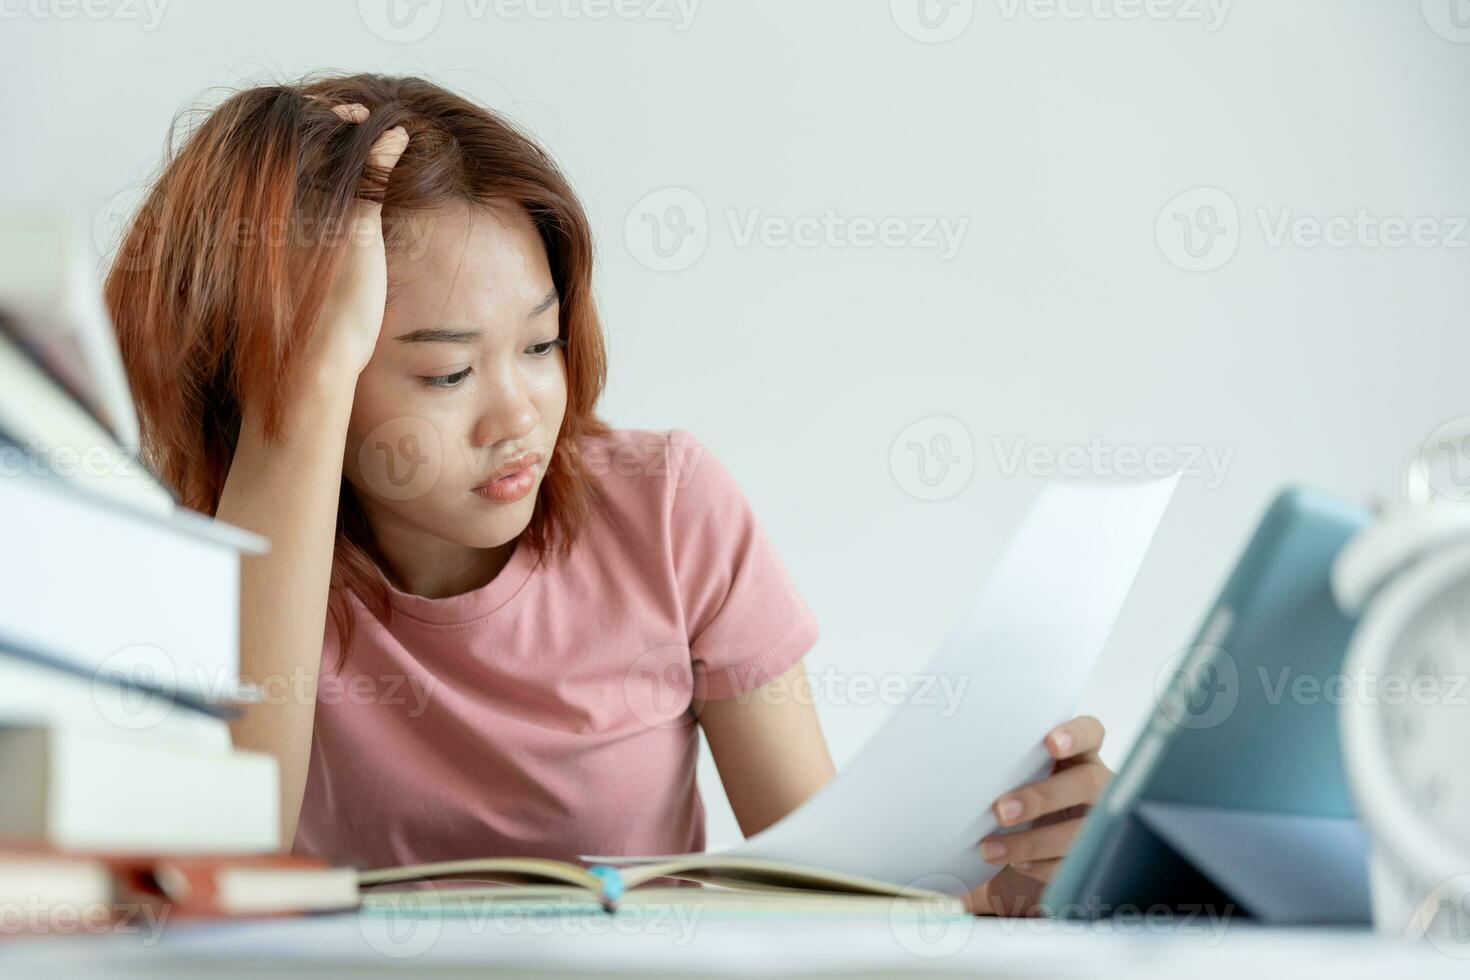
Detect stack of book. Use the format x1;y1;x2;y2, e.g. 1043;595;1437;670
0;211;356;933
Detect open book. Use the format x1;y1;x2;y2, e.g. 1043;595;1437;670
356;855;970;915
2;846;971;924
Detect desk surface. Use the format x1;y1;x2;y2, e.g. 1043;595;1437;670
2;903;1467;978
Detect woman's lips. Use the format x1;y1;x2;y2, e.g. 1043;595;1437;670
471;461;538;503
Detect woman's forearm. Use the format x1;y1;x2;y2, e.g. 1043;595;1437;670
216;340;359;848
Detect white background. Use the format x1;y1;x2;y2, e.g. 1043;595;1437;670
3;0;1466;849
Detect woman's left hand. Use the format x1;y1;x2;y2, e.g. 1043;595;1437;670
967;715;1112;915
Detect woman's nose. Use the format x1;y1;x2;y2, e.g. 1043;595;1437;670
469;369;538;448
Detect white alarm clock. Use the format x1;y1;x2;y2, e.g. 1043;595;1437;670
1331;462;1470;950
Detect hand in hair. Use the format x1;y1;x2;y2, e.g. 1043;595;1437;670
307;101;411;377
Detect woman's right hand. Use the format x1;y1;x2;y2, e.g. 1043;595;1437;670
308;102;411;377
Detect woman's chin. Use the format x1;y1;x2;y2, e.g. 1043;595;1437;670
453;497;536;547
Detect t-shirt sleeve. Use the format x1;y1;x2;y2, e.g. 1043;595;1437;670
667;428;820;700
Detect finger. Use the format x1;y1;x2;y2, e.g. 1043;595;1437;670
366;124;410;174
351;125;411;221
1011;858;1063;882
1046;715;1105;760
979;817;1086;866
310;101;411;210
994;761;1109;827
330;101;369;123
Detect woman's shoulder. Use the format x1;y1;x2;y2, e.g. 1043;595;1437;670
570;426;709;500
567;426;744;552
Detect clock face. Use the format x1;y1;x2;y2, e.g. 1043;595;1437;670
1376;578;1470;854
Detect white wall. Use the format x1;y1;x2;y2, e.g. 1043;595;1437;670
4;0;1466;849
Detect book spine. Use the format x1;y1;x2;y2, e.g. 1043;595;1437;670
0;311;121;446
0;634;240;720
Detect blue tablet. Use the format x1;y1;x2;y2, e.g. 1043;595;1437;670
1039;487;1374;924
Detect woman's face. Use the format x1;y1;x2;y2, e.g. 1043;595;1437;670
343;201;567;558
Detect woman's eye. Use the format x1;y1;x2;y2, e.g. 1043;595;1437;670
420;367;472;389
528;337;568;358
417;340;562;387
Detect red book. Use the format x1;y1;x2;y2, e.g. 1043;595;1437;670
0;845;357;938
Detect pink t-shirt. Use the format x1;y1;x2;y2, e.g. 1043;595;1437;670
293;427;820;869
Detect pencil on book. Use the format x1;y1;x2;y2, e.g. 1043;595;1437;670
586;864;623;913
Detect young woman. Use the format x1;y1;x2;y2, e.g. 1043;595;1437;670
104;72;1113;916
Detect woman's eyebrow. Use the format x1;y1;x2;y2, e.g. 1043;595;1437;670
529;287;559;318
395;327;481;345
394;290;559;344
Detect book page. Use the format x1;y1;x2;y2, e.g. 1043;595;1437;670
585;477;1178;896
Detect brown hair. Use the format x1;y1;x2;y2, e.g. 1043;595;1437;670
104;72;612;661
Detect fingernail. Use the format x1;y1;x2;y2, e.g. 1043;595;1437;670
1016;861;1034;872
997;797;1023;824
980;840;1007;862
1051;731;1073;754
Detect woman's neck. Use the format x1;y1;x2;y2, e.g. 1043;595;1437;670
365;509;519;600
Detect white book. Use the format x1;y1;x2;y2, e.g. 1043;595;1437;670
0;652;232;752
0;472;267;702
0;727;279;854
0;330;174;517
0;855;113;917
0;210;141;451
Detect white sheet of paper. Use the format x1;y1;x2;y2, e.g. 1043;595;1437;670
584;477;1178;895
